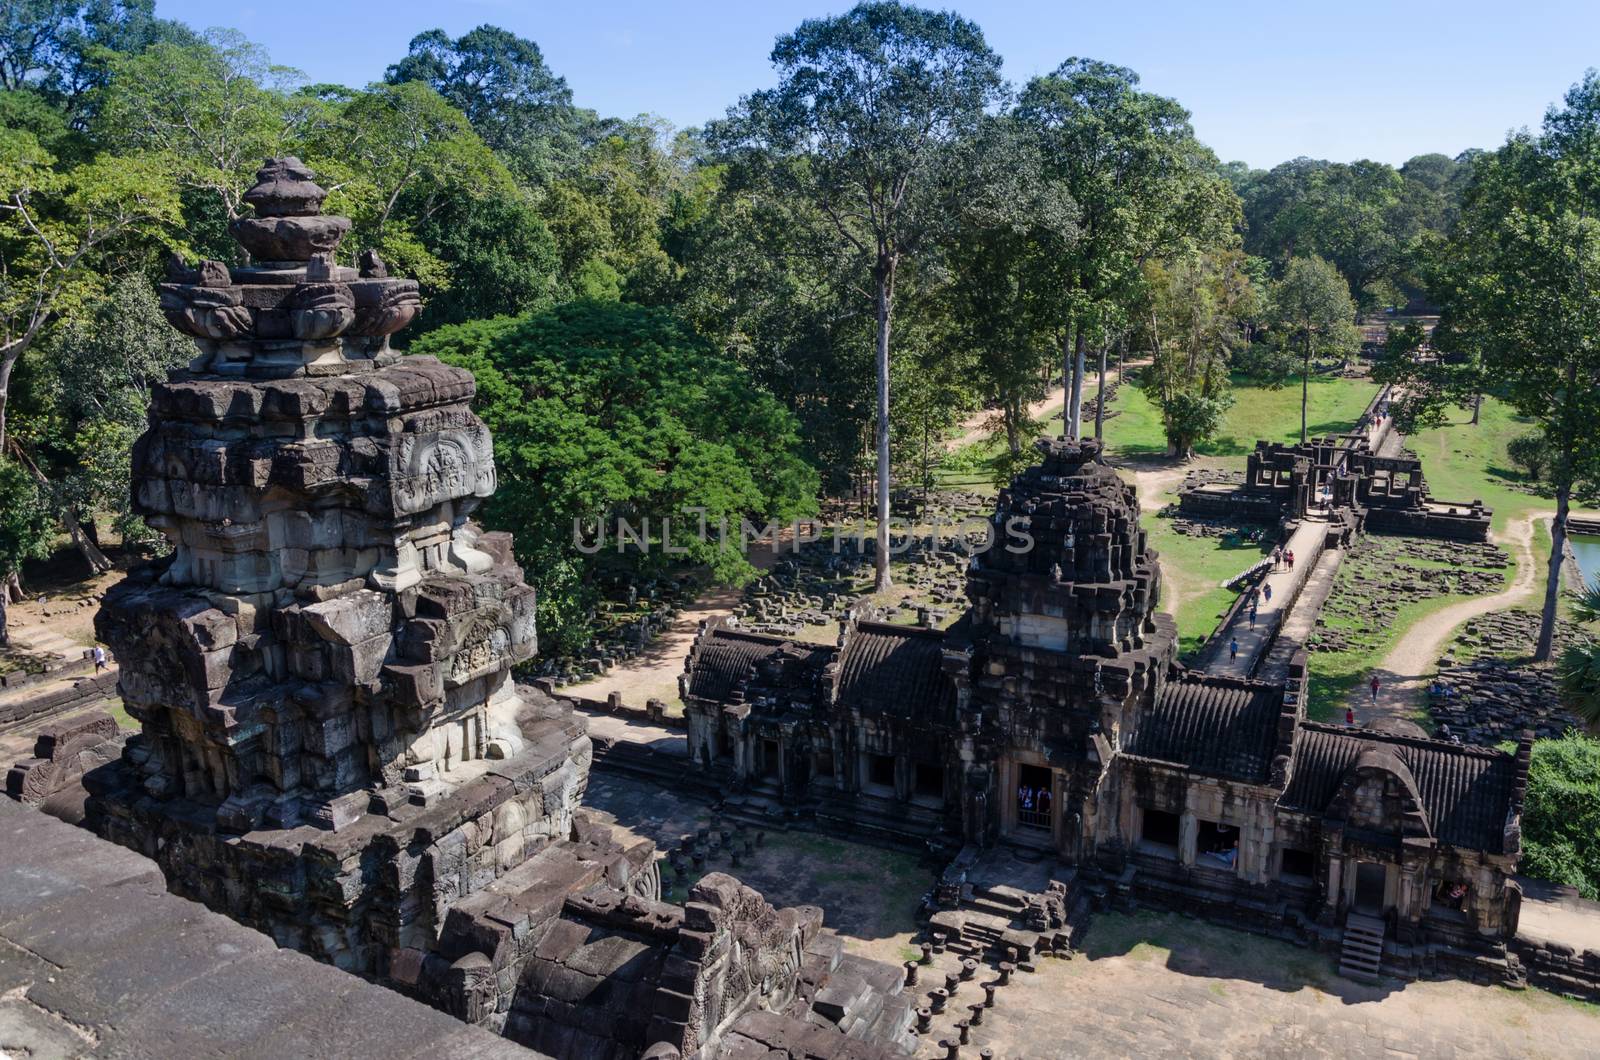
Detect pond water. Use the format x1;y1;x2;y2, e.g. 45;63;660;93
1572;534;1600;590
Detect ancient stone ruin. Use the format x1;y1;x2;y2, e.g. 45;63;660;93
61;158;914;1058
685;437;1532;986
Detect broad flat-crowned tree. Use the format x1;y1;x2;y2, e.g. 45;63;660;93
385;24;587;186
1017;59;1217;441
302;80;512;289
710;1;1004;591
92;31;308;232
411;302;818;654
1266;255;1357;445
1414;73;1600;661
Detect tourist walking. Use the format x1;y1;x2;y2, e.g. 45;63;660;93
1229;636;1239;662
1286;549;1295;571
1249;600;1258;629
92;645;107;673
1369;673;1381;704
1262;583;1273;605
1346;706;1356;726
1271;546;1282;569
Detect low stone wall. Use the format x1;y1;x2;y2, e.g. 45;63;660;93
0;649;94;689
1511;937;1600;1002
1366;503;1492;542
540;681;690;730
0;668;119;727
1177;486;1282;524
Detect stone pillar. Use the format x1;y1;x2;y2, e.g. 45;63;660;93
1178;811;1198;868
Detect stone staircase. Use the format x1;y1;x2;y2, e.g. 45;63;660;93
1340;911;1386;983
799;933;918;1052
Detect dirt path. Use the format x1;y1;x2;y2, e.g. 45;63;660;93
1353;509;1550;727
561;544;785;709
944;358;1151;454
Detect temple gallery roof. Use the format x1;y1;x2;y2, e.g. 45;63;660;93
1280;723;1521;854
1128;674;1521;854
1131;673;1284;783
836;623;950;717
683;619;951;718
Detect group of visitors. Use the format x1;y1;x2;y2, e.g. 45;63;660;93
1017;784;1052;816
1270;546;1296;571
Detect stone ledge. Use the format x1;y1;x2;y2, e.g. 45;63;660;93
0;797;543;1059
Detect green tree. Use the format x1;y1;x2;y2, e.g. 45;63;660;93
1522;733;1600;899
385;24;587;185
38;274;191;547
710;1;1004;591
1141;249;1255;456
1403;73;1600;661
1557;581;1600;725
410;302;818;654
407;188;563;331
1017;59;1234;441
1266;255;1357;444
942;116;1073;463
0;457;53;644
303;80;512;288
0;126;180;452
93;31;308;239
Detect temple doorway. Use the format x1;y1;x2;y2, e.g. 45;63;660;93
1354;862;1388;913
1015;764;1053;832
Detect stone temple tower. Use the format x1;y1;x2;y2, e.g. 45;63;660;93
90;158;593;973
963;437;1177;859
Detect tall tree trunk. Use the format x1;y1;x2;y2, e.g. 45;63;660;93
10;442;113;574
1536;485;1571;662
1471;393;1482;425
873;260;894;593
1068;326;1086;440
0;349;17;456
1060;327;1074;439
1300;332;1312;445
1094;345;1108;441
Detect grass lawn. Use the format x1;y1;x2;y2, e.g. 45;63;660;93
1101;371;1379;459
1299;398;1560;719
1144;515;1268;658
937;371;1378;492
1403;397;1555;535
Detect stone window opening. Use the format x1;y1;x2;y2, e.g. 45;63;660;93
814;749;834;778
1015;764;1053;831
913;763;944;805
865;753;895;794
1138;807;1180;856
1433;878;1471;913
1279;845;1317;881
1195;819;1238;870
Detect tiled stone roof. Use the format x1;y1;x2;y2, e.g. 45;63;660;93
835;622;950;718
1131;673;1283;782
1280;723;1518;853
684;626;796;702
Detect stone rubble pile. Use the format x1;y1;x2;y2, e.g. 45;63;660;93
1428;610;1582;746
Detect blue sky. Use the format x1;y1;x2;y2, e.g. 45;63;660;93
158;0;1600;169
